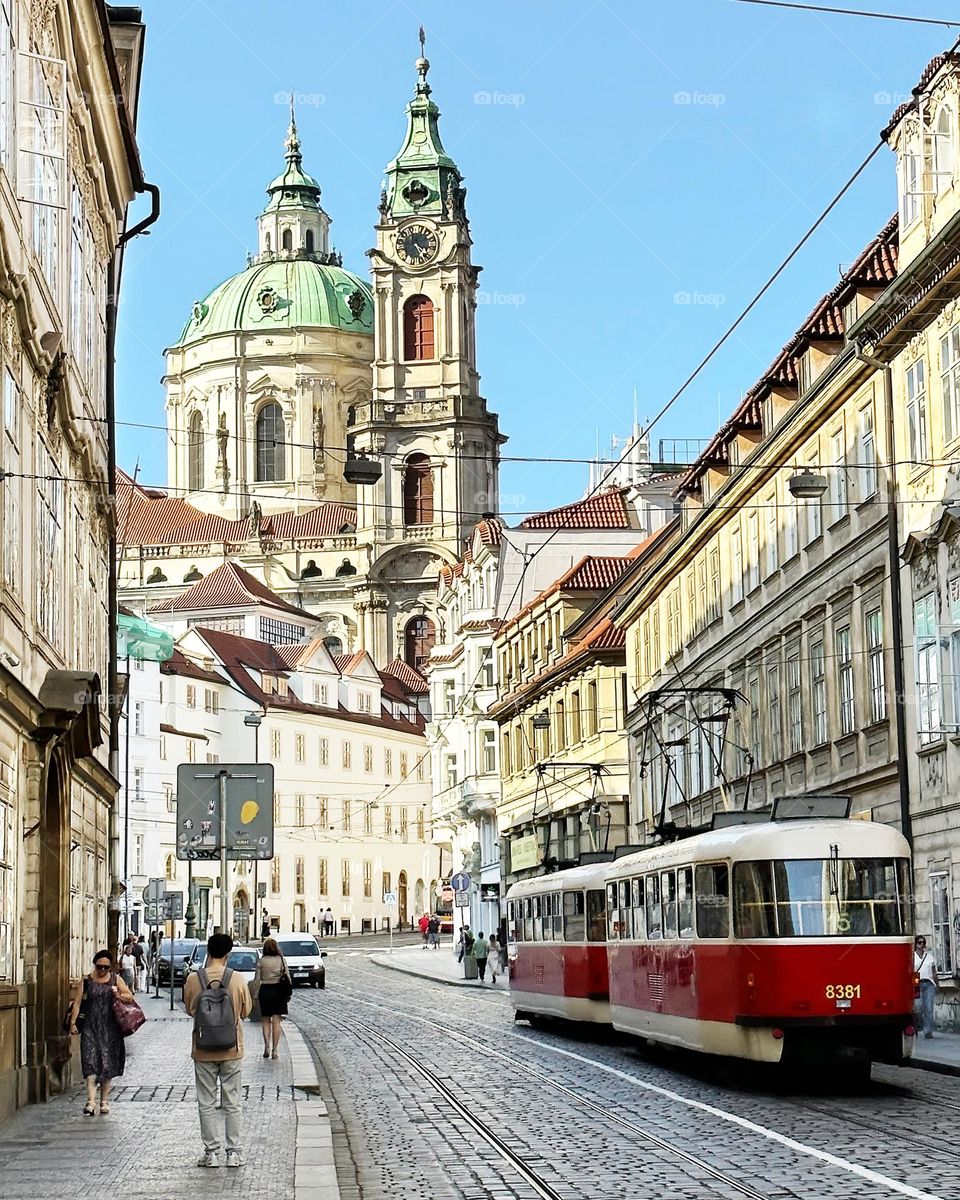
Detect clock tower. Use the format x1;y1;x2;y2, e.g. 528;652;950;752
351;47;504;664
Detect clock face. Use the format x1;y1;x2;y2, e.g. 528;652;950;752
396;224;439;266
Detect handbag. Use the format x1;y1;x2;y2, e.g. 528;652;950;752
277;957;293;1001
111;975;147;1037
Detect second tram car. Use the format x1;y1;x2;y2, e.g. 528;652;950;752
506;862;610;1023
507;813;916;1070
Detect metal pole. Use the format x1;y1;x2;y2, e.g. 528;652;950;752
252;724;259;941
122;654;131;941
168;917;174;1011
219;770;229;935
153;924;159;999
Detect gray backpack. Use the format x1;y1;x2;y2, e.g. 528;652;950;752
194;967;237;1051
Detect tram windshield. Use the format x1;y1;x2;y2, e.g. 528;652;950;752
734;857;912;938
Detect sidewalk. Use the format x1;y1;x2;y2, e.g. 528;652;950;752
368;942;508;989
0;992;336;1200
909;1028;960;1076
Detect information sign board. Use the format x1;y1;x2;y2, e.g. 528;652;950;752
455;889;470;908
176;764;275;861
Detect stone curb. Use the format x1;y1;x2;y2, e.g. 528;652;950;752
904;1054;960;1078
288;1019;339;1200
367;950;506;988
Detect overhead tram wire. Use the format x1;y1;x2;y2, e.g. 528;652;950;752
727;0;960;26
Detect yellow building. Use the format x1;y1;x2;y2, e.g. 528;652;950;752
492;531;670;882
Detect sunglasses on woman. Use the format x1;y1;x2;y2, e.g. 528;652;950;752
94;962;111;971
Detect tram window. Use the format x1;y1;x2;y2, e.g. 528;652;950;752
552;893;564;940
618;880;633;939
695;863;730;938
606;882;619;940
564;891;586;942
587;889;606;942
532;895;542;941
523;897;534;942
661;870;678;938
678;866;694;938
645;874;662;939
733;861;779;938
508;900;521;943
543;893;555;942
631;877;646;940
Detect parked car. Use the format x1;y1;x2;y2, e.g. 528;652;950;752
274;933;327;988
153;937;200;986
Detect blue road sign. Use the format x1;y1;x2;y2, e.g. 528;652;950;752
450;871;471;892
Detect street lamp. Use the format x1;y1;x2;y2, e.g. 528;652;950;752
531;712;550;730
244;711;263;942
787;468;828;500
343;451;382;485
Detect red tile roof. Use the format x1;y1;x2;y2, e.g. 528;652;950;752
881;53;957;140
160;647;224;684
518;488;633;530
381;657;430;695
473;517;503;547
147;562;311;619
556;555;634;592
117;472;358;547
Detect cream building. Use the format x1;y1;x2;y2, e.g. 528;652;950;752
119;53;503;672
0;2;148;1118
120;616;435;941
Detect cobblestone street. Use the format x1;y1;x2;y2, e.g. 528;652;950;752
292;950;960;1200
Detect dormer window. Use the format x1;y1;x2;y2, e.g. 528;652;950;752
901;150;922;228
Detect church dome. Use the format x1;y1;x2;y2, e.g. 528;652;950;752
175;257;374;346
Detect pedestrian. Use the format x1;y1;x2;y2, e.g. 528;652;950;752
323;907;334;937
251;936;293;1060
427;914;440;949
487;932;501;983
67;949;133;1116
418;912;430;948
119;939;137;992
132;936;147;991
473;931;489;982
915;934;938;1039
183;932;251;1169
260;908;270;939
457;924;474;963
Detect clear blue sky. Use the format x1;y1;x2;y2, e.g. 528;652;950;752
116;0;951;517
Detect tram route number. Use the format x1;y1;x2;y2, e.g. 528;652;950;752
825;983;861;999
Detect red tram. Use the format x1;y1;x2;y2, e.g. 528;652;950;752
506;815;915;1068
506;862;610;1023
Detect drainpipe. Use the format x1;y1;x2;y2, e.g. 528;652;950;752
855;346;912;849
107;183;161;953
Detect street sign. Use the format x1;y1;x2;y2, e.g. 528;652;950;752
162;892;184;921
455;889;470;908
143;878;164;904
257;882;267;898
441;886;454;903
176;763;275;861
450;871;471;892
144;901;164;925
480;883;501;902
383;891;397;905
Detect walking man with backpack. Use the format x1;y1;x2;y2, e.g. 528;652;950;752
183;932;251;1169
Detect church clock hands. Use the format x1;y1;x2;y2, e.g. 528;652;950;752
395;223;439;266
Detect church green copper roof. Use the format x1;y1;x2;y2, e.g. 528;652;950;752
175;258;374;346
263;108;324;214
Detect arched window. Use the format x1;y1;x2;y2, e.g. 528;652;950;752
404;616;435;672
324;636;343;655
282;228;292;251
165;854;175;882
934;107;955;193
403;454;434;526
305;229;315;252
265;232;271;252
403;295;435;361
187;411;203;492
256;402;285;482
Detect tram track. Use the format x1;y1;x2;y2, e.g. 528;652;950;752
323;986;770;1199
324;975;946;1200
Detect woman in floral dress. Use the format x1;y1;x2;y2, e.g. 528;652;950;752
68;949;134;1115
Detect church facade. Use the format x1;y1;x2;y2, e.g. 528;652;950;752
119;53;503;670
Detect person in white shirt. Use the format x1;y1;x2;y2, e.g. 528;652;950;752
915;935;938;1039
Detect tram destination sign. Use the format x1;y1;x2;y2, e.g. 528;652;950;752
176;764;275;861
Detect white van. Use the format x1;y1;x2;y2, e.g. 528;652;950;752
274;933;327;988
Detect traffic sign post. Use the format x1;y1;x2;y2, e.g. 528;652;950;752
384;891;397;955
450;871;471;892
455;890;470;908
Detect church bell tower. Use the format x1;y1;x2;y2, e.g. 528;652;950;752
352;42;503;559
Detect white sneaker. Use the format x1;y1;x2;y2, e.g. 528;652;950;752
225;1150;244;1169
197;1151;220;1168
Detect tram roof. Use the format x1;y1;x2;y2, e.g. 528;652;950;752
606;819;910;879
505;860;610;899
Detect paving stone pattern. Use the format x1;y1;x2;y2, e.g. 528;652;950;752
297;952;960;1200
0;995;298;1200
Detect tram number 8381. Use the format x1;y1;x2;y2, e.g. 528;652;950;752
825;984;862;999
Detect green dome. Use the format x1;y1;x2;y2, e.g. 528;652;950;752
176;258;374;345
